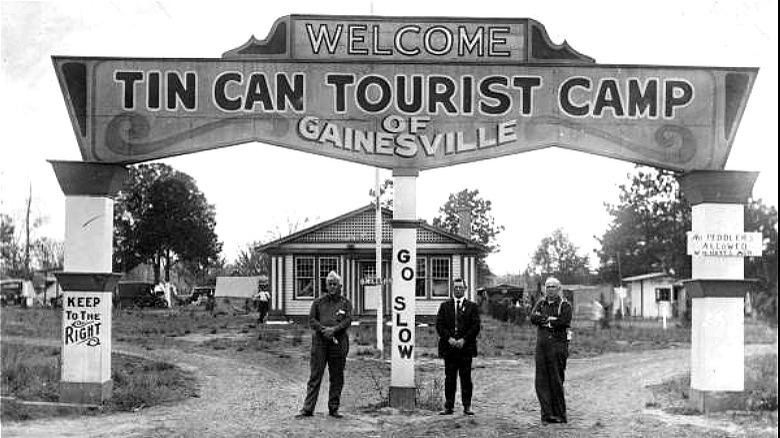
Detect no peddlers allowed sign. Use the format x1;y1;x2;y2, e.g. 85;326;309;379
53;14;757;171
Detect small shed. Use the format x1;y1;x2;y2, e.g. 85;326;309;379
622;272;686;318
215;276;262;298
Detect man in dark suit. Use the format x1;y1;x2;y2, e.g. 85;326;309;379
436;277;481;416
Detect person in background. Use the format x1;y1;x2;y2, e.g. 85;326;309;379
435;277;481;416
530;277;572;424
255;275;271;323
296;271;352;419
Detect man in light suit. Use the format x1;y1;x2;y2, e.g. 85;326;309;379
436;277;481;416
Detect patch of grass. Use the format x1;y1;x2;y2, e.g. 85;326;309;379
648;352;778;414
0;342;198;422
1;344;60;402
110;355;198;412
415;376;443;411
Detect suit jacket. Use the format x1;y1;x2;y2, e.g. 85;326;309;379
436;298;481;358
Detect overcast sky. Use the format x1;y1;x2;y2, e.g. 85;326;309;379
1;0;777;275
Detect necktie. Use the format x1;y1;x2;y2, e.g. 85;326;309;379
455;300;462;332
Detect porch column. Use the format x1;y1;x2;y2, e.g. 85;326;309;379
678;170;759;412
50;160;127;404
389;168;418;409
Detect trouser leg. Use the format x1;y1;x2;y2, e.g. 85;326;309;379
302;343;327;412
327;342;348;412
444;357;458;410
459;356;473;409
549;341;568;421
535;340;553;419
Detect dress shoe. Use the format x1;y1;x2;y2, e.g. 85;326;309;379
329;410;343;418
463;409;475;416
294;410;313;418
438;408;454;415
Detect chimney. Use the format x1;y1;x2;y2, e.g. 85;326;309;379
457;206;471;240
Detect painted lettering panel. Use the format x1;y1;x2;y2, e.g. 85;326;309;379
292;17;526;62
61;291;112;382
687;232;763;257
54;57;756;171
392;229;416;387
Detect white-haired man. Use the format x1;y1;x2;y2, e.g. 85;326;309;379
530;277;572;424
296;271;352;419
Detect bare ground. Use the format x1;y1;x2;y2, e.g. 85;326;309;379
2;333;777;438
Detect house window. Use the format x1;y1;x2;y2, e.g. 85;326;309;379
430;257;450;298
655;288;671;302
416;257;427;298
318;257;340;296
295;257;315;299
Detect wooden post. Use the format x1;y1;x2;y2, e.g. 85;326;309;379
678;170;759;412
389;168;418;410
50;160;127;404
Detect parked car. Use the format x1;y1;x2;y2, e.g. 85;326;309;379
1;279;24;306
187;286;216;305
115;281;167;309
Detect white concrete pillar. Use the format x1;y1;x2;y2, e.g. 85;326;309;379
679;170;758;412
50;161;127;405
389;168;418;409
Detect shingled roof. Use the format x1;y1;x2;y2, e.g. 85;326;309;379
258;204;487;253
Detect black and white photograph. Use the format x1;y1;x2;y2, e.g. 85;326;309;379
1;1;777;436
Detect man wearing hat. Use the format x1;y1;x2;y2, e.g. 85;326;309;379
296;271;352;419
530;277;572;424
435;277;481;416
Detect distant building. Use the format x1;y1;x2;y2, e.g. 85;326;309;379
215;276;262;299
621;272;686;318
561;284;613;321
258;204;487;318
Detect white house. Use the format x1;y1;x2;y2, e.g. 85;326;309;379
622;272;686;318
258;204;487;319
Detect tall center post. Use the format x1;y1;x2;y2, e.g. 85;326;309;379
389;168;419;409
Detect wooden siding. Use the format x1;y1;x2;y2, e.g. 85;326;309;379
417;298;446;316
286;255;312;315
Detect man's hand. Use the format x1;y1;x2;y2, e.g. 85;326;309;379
448;337;458;347
455;339;465;349
322;327;336;338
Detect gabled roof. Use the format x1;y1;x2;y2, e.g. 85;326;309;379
258;204;488;253
622;272;672;282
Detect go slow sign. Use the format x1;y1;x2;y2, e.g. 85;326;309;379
392;230;416;388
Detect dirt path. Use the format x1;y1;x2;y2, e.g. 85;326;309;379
2;338;776;438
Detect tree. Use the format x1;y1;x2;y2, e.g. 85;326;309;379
432;189;504;285
526;228;591;285
113;163;222;282
368;178;394;209
596;166;778;321
32;237;63;271
745;198;778;322
433;189;504;253
596;167;690;284
233;241;270;276
1;209;54;278
1;213;23;277
264;215;313;241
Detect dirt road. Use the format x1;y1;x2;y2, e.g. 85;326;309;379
3;337;776;438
